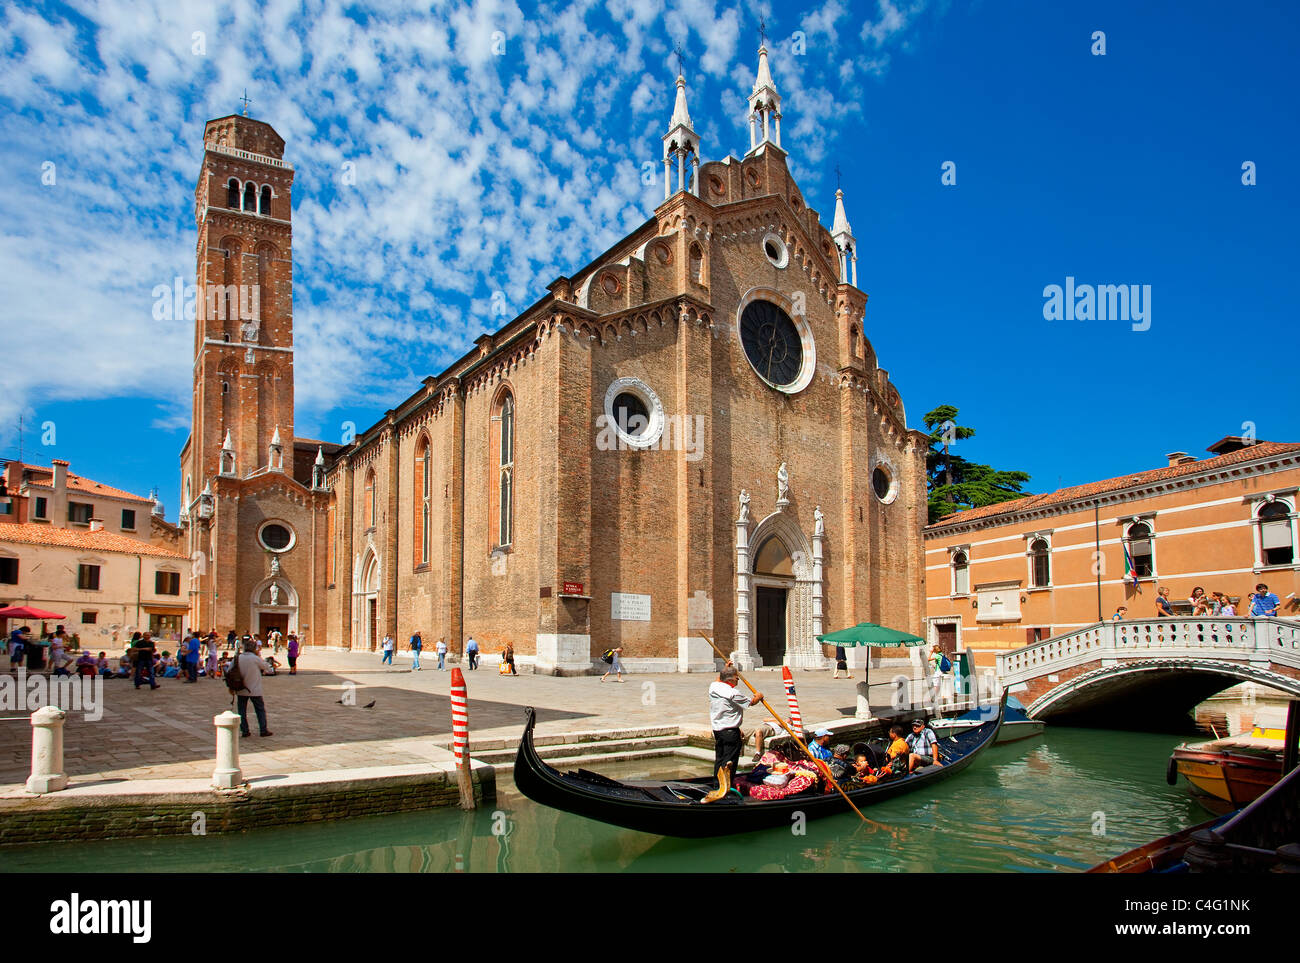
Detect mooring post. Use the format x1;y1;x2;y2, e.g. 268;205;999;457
26;705;69;794
212;710;243;789
450;667;475;809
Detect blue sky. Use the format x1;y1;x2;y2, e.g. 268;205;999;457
1;0;1296;515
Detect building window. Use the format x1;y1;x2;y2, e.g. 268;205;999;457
952;550;970;596
259;185;272;215
364;470;376;529
155;571;180;595
81;611;97;624
1257;499;1295;567
1125;521;1155;579
122;509;136;530
0;501;11;516
227;178;240;208
258;521;295;553
1028;537;1051;588
243;182;256;211
327;501;337;584
0;557;17;585
490;389;515;548
68;502;93;524
603;377;665;449
762;232;788;269
414;436;431;566
33;497;47;520
77;564;100;591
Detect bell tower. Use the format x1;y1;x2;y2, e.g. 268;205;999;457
187;113;296;487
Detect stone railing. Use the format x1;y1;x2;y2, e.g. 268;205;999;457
998;616;1300;687
208;143;293;170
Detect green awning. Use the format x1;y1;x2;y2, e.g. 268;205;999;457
815;622;926;647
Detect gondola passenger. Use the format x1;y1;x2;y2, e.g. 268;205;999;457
907;719;942;772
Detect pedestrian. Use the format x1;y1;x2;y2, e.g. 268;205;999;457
183;632;201;683
600;645;624;683
133;632;159;689
226;630;237;652
287;634;300;675
205;632;219;678
232;638;272;738
703;662;762;803
8;626;27;670
466;635;479;670
928;643;952;705
381;634;395;665
409;631;423;671
831;644;849;679
436;637;447;670
501;641;516;676
1248;583;1280;617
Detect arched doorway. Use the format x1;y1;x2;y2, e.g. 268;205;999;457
354;550;380;651
752;534;795;666
250;577;298;640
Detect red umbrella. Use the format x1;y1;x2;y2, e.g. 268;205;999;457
0;606;66;620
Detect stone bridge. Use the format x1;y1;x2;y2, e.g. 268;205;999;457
996;617;1300;729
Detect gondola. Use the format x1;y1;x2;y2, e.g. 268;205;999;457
512;694;1006;838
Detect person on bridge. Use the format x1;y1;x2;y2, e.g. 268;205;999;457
1249;583;1280;617
1111;605;1128;620
1155;587;1174;617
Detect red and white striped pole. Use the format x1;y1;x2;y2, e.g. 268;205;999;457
782;666;803;733
450;667;475;809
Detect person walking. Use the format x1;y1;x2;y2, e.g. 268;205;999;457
183;633;201;683
831;644;849;679
600;645;624;683
436;637;447;670
466;635;479;670
381;635;396;665
501;641;516;676
232;638;272;738
286;634;300;675
409;631;423;671
703;663;762;803
205;632;220;678
133;632;159;689
8;626;27;671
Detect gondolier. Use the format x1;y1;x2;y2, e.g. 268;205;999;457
703;663;763;803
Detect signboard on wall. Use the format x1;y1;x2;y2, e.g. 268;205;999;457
562;582;585;596
611;592;651;621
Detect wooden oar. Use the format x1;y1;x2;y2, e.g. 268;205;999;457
701;635;867;823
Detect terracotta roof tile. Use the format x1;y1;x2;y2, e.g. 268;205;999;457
0;524;187;559
928;441;1300;529
10;462;152;504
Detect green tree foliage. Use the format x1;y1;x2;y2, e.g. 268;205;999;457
923;405;1031;523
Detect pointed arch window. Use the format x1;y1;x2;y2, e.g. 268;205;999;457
1028;537;1051;588
227;178;240;208
364;469;376;530
1124;521;1155;579
259;185;272;215
243;182;256;211
414;436;431;567
490;389;515;549
1255;498;1296;568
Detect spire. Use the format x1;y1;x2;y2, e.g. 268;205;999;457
222;430;234;451
661;62;701;201
831;188;858;286
747;41;782;154
314;446;325;466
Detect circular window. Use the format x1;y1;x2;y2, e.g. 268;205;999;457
258;522;295;552
746;169;761;188
872;465;897;504
601;273;621;296
653;242;672;265
603;378;664;449
762;233;788;269
738;297;814;393
709;175;726;196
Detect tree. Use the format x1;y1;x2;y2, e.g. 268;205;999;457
922;405;1031;523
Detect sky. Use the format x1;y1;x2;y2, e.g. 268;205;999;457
0;0;1297;516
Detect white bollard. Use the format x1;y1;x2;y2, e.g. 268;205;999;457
854;681;875;721
213;710;244;789
27;705;69;794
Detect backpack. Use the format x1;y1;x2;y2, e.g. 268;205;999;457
601;649;615;664
938;654;952;673
224;653;245;694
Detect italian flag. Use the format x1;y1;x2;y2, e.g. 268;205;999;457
1123;543;1140;589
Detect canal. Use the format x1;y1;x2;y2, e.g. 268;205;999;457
0;724;1217;872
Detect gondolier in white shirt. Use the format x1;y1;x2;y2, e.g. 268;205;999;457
703;663;764;803
906;718;942;772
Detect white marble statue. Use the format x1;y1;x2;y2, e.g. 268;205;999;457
814;505;825;536
270;555;280;576
777;462;789;503
738;489;751;523
240;318;260;343
269;582;280;606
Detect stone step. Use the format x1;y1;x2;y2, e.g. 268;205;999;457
473;734;686;765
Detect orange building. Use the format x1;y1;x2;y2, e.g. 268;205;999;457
923;437;1300;670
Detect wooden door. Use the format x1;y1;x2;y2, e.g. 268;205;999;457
755;586;787;666
368;598;378;651
259;613;289;638
936;623;957;657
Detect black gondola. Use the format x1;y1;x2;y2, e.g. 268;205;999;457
512;694;1006;838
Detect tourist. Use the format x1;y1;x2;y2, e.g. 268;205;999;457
1111;605;1127;620
264;655;281;675
466;635;479;670
828;744;854;784
216;652;232;678
287;634;300;675
226;630;238;652
1219;594;1237;616
206;633;220;678
271;629;282;655
436;637;447;670
381;635;396;665
501;641;516;676
25;632;46;672
74;651;95;677
1248;583;1280;617
159;651;180;678
928;644;953;705
882;726;910;775
1155;586;1174;617
807;729;834;762
8;626;27;670
907;718;942;772
831;644;849;679
703;662;763;803
49;634;68;674
233;638;272;738
851;748;879;785
115;652;131;678
409;631;423;671
133;632;159;689
600;645;624;683
95;652;111;677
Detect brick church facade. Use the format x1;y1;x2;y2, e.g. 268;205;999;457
181;46;930;672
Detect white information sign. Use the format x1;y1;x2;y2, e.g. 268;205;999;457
611;592;651;622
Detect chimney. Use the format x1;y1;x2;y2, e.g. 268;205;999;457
1165;451;1189;467
89;517;104;532
51;459;70;493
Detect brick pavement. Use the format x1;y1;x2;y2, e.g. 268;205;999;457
0;650;919;787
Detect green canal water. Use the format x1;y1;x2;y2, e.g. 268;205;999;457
0;726;1211;873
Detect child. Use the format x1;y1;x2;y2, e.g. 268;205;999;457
852;751;879;785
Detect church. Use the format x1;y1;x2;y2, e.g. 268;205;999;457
179;44;930;673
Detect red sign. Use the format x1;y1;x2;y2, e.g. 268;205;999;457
562;582;584;596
